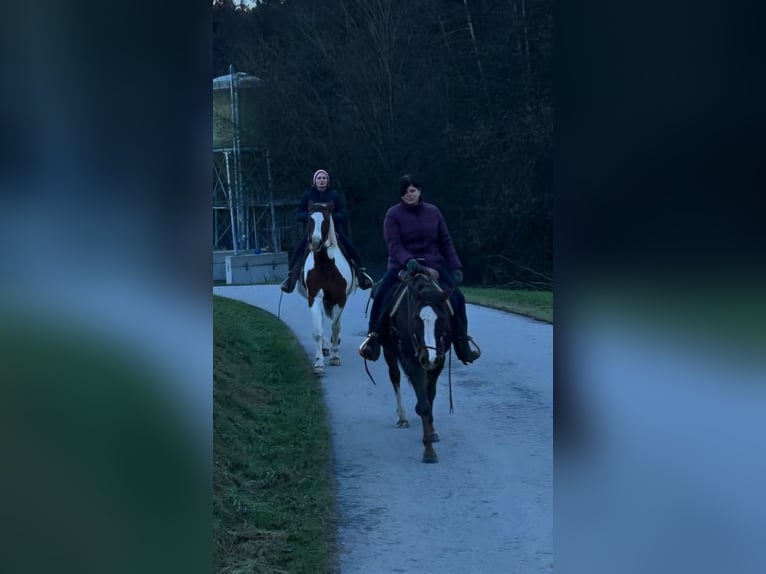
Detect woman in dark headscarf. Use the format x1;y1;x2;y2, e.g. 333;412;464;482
280;169;373;293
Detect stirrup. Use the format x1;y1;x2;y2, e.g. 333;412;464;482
280;276;295;293
357;271;373;290
456;336;481;364
466;336;481;360
358;332;380;361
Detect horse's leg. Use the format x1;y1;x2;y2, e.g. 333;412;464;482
383;347;408;428
329;307;342;366
310;298;325;374
426;370;440;443
409;365;437;463
321;315;330;356
419;410;438;463
322;319;330;356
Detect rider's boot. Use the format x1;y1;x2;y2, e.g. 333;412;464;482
356;267;374;290
358;332;381;361
280;260;301;293
452;315;481;364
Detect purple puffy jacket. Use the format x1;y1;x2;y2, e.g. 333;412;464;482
384;200;462;272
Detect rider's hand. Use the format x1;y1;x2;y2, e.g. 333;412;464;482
406;259;424;274
452;269;464;285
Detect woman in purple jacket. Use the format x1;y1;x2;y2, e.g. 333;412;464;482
359;175;480;364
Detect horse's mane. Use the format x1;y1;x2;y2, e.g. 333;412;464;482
325;213;339;248
389;273;454;319
409;274;446;303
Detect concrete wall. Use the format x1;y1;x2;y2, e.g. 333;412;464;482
213;250;235;282
224;251;288;285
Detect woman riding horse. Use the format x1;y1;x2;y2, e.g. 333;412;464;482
281;169;373;293
298;201;357;373
359;174;480;364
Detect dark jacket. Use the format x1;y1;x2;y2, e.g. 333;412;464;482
295;186;348;236
384;199;462;272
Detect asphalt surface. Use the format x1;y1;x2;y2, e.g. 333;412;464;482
214;284;553;574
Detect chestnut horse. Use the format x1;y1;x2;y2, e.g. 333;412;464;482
296;201;356;374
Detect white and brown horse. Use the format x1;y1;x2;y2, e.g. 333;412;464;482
296;201;357;374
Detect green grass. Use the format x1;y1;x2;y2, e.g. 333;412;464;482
213;295;338;574
461;287;553;323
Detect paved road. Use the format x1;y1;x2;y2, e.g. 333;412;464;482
214;284;553;574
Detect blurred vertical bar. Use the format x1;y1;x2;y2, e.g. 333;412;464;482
556;1;766;573
0;1;212;573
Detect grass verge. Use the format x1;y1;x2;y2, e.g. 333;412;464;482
461;287;553;323
213;295;337;574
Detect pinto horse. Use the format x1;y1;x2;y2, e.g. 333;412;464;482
296;201;356;374
381;271;454;463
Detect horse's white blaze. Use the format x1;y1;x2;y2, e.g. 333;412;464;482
309;211;324;249
420;306;439;365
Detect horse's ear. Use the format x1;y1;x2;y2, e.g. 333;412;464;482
440;288;453;302
326;201;335;213
307;200;314;211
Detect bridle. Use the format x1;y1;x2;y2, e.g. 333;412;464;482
403;273;455;413
405;285;448;363
307;207;331;253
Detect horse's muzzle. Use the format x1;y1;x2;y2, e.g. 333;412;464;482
419;349;445;371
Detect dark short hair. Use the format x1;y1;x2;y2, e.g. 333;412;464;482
399;174;423;196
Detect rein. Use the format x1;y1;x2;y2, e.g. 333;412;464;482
363;291;373;318
448;347;454;413
363;357;377;385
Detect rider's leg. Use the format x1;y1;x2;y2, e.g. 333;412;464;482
337;233;373;290
449;287;481;364
359;269;398;360
280;238;307;293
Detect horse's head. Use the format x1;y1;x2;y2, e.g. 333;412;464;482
306;201;335;252
400;273;453;371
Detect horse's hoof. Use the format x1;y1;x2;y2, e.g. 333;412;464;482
329;358;340;366
422;452;438;464
396;420;410;428
430;432;440;442
322;348;330;357
313;366;325;375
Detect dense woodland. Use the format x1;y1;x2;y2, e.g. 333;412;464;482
213;0;552;288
